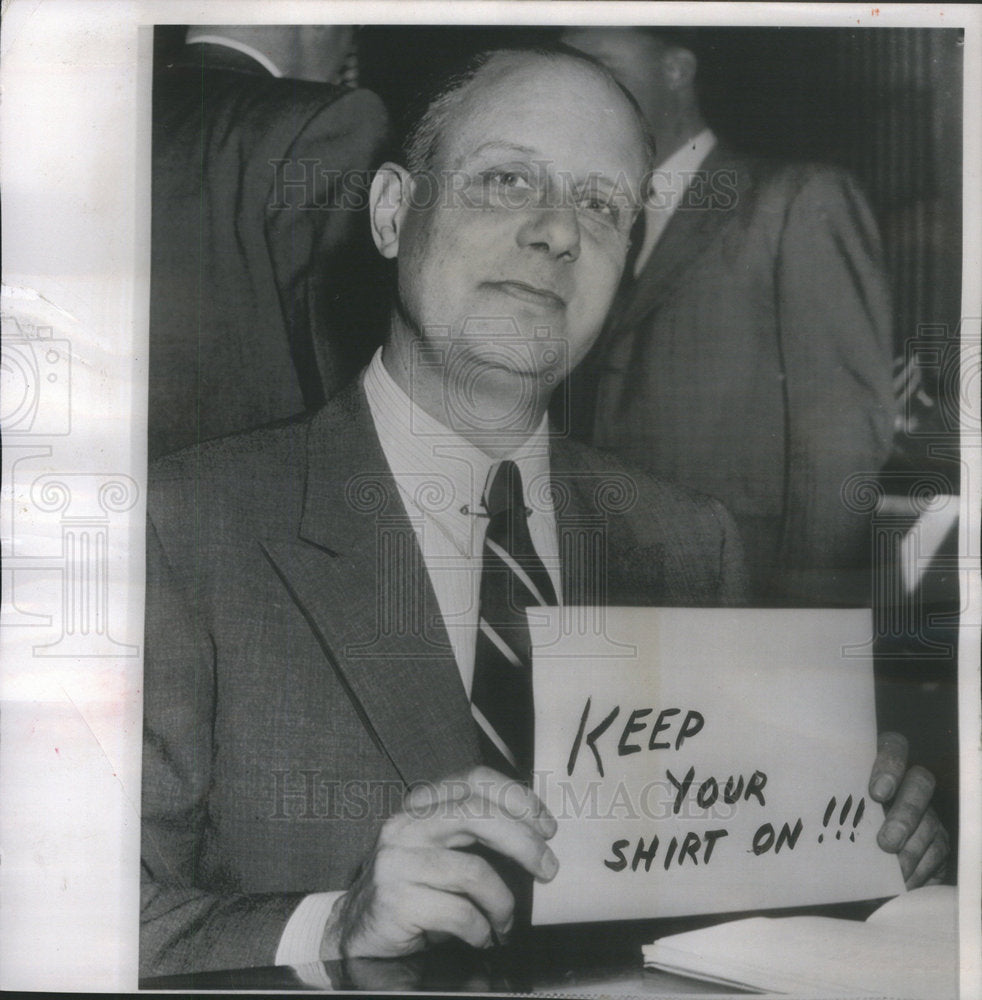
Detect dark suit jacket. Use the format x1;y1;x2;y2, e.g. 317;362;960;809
140;381;747;976
570;148;895;606
149;44;390;460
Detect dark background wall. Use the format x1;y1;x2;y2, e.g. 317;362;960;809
358;26;964;367
154;24;965;367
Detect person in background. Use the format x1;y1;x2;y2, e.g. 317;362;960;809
562;27;897;607
149;25;390;459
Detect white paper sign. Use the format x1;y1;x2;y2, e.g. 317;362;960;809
530;607;905;925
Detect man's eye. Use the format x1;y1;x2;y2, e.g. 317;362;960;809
484;169;532;190
578;194;620;223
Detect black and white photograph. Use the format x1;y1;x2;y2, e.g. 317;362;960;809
1;3;979;996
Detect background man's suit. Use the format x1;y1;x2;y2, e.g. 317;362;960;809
149;44;389;459
571;148;896;606
140;382;746;976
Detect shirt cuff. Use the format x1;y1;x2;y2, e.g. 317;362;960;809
275;890;346;967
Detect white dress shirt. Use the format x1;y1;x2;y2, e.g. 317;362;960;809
634;128;717;276
275;349;563;977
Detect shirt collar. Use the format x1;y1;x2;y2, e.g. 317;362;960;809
633;128;718;276
362;348;553;553
185;35;284;78
651;128;717;190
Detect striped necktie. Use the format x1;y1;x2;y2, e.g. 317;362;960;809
470;460;557;780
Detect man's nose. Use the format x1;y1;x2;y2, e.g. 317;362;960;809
516;203;581;261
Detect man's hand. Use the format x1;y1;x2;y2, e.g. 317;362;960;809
321;766;558;959
870;732;950;888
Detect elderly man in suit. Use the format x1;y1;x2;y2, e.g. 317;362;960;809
562;28;897;607
140;45;946;980
149;26;390;459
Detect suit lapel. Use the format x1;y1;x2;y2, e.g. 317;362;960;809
554;455;600;608
551;437;663;607
262;384;481;785
261;390;667;784
614;146;751;332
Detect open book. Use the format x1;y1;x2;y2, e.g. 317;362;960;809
642;886;957;999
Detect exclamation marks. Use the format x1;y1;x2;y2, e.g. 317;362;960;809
818;795;866;843
819;796;836;842
851;797;865;839
837;795;853;841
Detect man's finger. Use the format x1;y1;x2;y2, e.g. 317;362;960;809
379;846;515;936
403;775;477;814
403;766;556;838
463;765;557;837
449;815;559;883
877;765;935;852
344;882;494;956
869;731;909;802
396;810;558;883
904;823;950;889
385;784;558;882
412;886;495;950
895;808;940;881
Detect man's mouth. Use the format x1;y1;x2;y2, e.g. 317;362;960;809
487;281;566;310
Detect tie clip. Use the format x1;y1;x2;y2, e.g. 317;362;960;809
460;504;533;518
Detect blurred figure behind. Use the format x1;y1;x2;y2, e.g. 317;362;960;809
149;25;390;459
562;27;896;606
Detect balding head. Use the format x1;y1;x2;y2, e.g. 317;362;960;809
400;46;655;176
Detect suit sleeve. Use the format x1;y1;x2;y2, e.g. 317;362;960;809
774;168;896;604
140;517;304;977
264;87;391;401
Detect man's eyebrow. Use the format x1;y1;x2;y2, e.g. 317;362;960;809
453;141;539;168
472;141;539;157
452;140;642;204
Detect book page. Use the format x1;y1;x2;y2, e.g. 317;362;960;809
643;886;958;999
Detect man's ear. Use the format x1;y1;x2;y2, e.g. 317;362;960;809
370;163;413;259
662;46;697;91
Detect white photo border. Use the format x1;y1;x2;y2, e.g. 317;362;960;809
1;1;979;993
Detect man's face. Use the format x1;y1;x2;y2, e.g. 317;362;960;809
388;52;649;386
561;29;671;134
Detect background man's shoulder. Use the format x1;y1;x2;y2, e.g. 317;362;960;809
552;436;749;606
153;66;389;161
552;435;740;537
708;151;879;263
734;153;873;213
